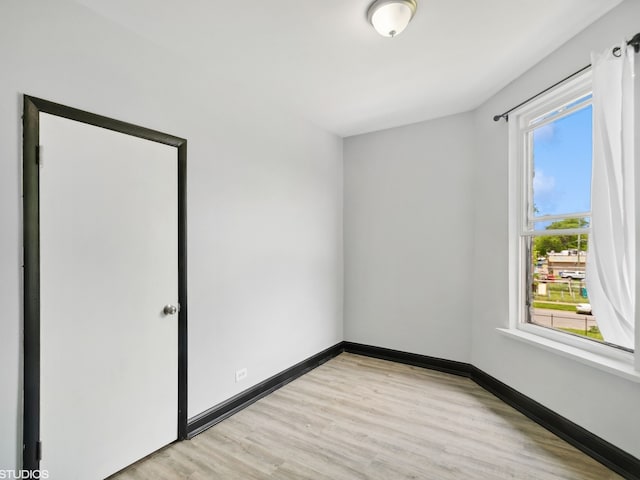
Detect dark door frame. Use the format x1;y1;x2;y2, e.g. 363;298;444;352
22;95;188;470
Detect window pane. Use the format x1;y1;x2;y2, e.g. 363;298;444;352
529;93;592;126
531;104;592;218
532;216;590;232
528;235;602;343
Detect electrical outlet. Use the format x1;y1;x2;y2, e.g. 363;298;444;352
235;368;248;383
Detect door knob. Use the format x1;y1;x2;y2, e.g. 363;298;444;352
163;304;179;315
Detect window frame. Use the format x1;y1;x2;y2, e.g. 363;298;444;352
507;69;635;363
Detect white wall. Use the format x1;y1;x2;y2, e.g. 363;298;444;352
343;0;640;459
3;0;639;471
344;114;474;361
470;0;640;458
0;0;343;470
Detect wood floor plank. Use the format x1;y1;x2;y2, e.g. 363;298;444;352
110;353;622;479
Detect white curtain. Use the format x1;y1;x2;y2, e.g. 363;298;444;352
586;42;635;349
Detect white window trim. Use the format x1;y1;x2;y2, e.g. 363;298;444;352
497;328;639;382
506;69;640;374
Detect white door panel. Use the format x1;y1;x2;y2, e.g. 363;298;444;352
39;113;178;480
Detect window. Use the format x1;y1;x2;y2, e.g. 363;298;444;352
509;70;631;353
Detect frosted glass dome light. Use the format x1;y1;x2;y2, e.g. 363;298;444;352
367;0;417;38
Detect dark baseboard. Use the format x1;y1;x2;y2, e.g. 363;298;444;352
186;340;639;479
342;341;473;377
471;367;640;480
343;342;639;480
186;342;344;438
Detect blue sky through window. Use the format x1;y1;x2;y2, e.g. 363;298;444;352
532;103;592;226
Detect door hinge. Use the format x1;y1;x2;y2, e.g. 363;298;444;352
36;145;42;166
36;441;42;461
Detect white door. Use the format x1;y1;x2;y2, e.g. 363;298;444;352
39;113;178;480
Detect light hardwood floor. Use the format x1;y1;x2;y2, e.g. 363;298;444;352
111;353;621;479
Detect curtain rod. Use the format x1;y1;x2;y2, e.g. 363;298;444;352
493;32;640;122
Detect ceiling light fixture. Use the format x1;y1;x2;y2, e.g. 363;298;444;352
367;0;417;38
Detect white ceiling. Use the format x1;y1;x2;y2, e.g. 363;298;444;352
74;0;622;137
